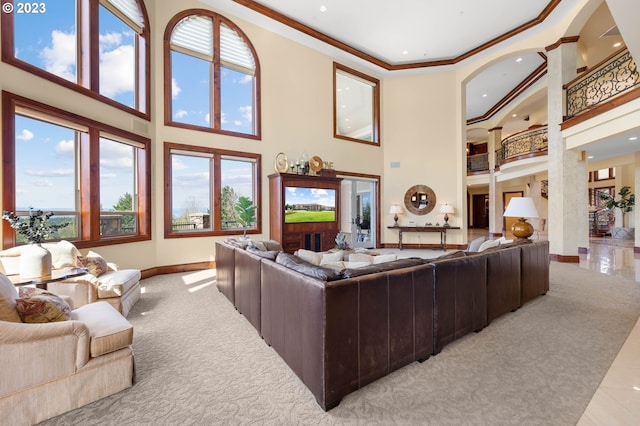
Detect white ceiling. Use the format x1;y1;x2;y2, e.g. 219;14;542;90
202;0;640;165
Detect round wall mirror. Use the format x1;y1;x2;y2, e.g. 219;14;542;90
404;185;436;215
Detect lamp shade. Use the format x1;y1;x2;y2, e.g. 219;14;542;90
503;197;539;218
439;204;455;215
389;204;404;214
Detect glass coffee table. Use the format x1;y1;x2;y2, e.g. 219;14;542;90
8;267;89;289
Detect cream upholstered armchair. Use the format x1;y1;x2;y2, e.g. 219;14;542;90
0;273;135;425
0;240;141;316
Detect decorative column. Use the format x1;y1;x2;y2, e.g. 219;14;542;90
635;153;640;252
546;37;587;262
487;127;503;237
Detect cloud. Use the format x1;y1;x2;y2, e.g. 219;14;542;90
32;180;53;187
172;78;181;99
239;105;253;124
16;129;34;141
220;112;226;124
24;169;74;177
173;172;210;188
236;74;253;84
171;156;189;171
99;43;135;97
55;139;74;157
100;139;134;170
174;109;188;119
41;30;76;82
99;32;123;47
205;113;211;124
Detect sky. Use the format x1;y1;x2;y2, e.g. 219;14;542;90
285;187;336;208
11;1;255;212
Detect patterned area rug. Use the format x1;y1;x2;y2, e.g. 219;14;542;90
41;262;640;425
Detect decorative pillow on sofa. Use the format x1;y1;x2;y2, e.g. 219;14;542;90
16;287;71;323
76;251;109;277
320;251;344;265
263;240;284;252
295;249;323;266
349;253;374;264
372;253;397;264
275;252;342;281
478;239;501;252
467;236;486;252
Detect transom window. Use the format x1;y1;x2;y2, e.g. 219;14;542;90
2;0;149;117
164;142;261;238
334;63;380;145
166;10;261;139
2;91;151;249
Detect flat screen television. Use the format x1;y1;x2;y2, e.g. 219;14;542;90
284;186;337;223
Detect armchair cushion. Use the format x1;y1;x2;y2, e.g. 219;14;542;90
71;301;133;357
16;287;71;323
0;273;21;323
96;269;141;299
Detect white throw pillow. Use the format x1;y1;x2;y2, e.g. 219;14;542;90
344;261;372;269
349;253;374;264
321;261;345;272
372;254;397;264
467;236;486;252
296;249;322;266
321;251;344;265
478;239;501;252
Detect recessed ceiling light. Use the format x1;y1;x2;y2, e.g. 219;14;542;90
613;42;621;47
516;57;523;63
402;50;409;55
482;94;487;98
588;155;594;159
629;136;638;141
319;5;327;12
512;114;517;117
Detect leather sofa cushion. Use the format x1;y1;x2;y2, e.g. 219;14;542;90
71;301;133;357
247;246;279;260
275;252;342;281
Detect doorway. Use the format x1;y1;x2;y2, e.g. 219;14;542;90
340;178;377;248
471;194;489;228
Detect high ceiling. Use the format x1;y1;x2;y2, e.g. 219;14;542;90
202;0;639;163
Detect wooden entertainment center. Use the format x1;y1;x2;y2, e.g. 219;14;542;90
268;173;342;253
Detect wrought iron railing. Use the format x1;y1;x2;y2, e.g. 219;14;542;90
497;126;548;165
466;153;489;173
565;48;639;118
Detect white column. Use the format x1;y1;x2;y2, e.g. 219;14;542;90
487;127;503;236
547;40;587;261
635;153;640;250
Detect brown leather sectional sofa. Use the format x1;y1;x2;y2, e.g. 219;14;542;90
215;240;549;411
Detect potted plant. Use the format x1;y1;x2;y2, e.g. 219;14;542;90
2;208;69;278
235;196;257;239
599;186;635;239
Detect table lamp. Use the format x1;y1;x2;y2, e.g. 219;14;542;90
389;204;403;226
503;197;539;239
439;204;455;227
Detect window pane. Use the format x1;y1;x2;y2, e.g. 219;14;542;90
100;138;137;236
335;71;375;142
171;154;212;231
14;0;77;82
171;50;211;127
14;115;78;242
221;66;254;134
99;5;136;108
220;158;254;229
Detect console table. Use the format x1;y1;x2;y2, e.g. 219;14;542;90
388;226;460;250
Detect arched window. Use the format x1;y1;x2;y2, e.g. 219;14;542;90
166;10;260;139
1;0;150;118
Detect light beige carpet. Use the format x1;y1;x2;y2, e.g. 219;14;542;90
41;262;640;425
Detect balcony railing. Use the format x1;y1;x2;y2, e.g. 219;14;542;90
497;125;548;165
467;153;489;174
565;48;639;118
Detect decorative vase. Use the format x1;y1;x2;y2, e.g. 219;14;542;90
19;244;52;279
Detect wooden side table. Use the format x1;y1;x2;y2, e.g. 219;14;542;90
387;226;461;250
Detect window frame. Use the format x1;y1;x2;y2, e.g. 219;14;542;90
2;91;151;249
333;62;380;146
1;0;151;120
164;9;261;140
163;141;262;238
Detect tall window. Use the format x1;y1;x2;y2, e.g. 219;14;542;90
2;92;151;249
166;11;260;139
2;0;149;117
334;63;380;145
164;142;261;237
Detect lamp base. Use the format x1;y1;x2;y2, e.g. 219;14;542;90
393;215;399;227
443;214;451;227
511;218;534;239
